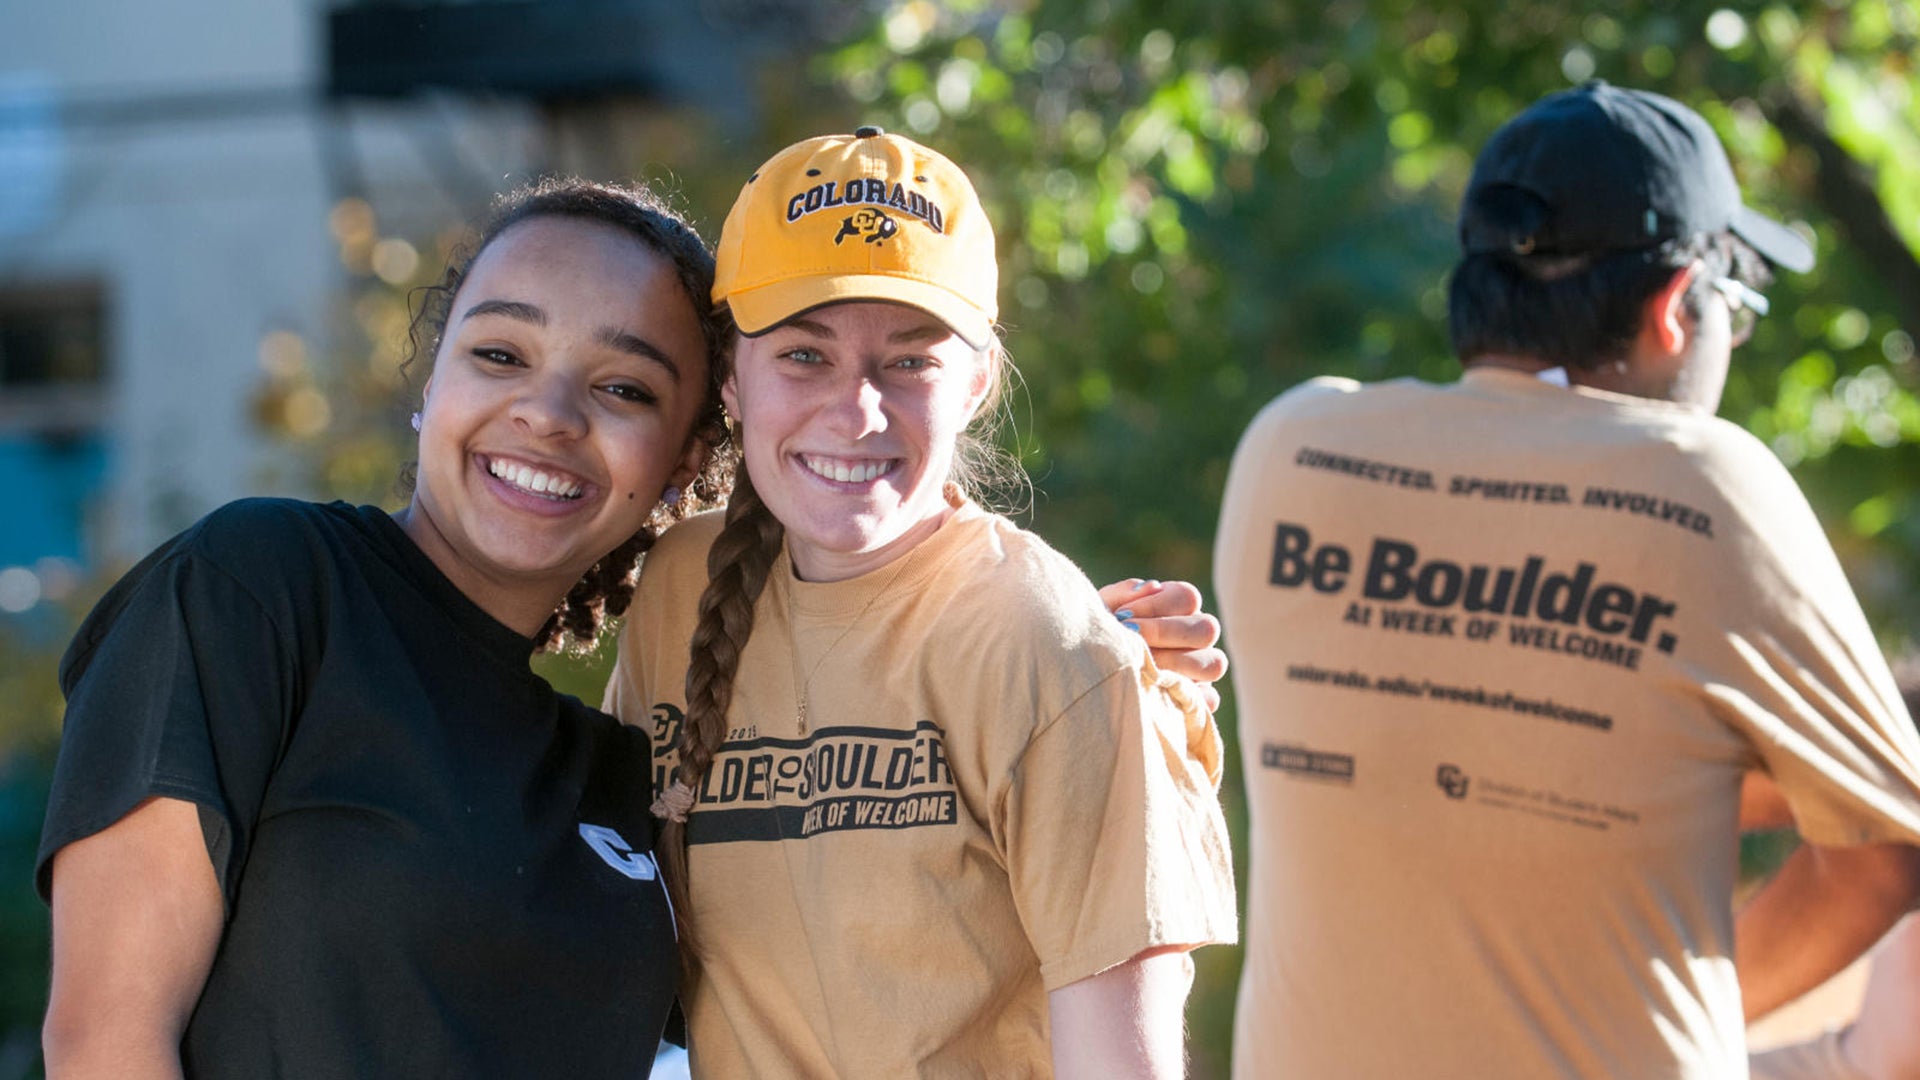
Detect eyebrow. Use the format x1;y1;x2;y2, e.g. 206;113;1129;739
463;298;546;326
887;322;950;345
596;327;683;383
780;315;951;345
462;298;681;383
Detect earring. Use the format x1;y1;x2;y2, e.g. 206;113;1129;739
410;411;422;433
661;485;682;506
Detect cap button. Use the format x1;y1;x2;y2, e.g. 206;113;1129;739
853;125;885;138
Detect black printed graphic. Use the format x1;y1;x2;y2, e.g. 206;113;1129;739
649;704;958;845
1448;475;1571;504
1284;664;1615;733
784;176;947;232
1294;446;1435;491
1269;523;1680;671
1262;743;1356;783
1436;764;1470;799
835;208;898;245
1470;776;1641;832
1580;486;1715;538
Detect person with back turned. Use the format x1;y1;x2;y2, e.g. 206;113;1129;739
1215;82;1920;1079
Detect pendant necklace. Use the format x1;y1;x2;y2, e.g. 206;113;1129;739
786;557;911;735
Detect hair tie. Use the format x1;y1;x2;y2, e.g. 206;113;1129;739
650;780;696;823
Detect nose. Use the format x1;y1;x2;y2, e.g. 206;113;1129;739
825;375;888;439
511;372;589;439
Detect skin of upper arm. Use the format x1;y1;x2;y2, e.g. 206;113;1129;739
1046;946;1194;1080
44;796;224;1079
1738;770;1795;832
1737;840;1920;1022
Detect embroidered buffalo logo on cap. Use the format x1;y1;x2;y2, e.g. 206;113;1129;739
835;209;899;246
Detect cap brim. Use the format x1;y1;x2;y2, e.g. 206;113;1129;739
1731;206;1814;274
728;274;996;350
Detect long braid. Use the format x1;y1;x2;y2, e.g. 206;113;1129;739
658;459;784;955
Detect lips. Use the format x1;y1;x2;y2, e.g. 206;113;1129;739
483;454;588;501
799;453;898;485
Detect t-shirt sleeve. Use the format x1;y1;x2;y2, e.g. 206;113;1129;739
1698;438;1920;848
1748;1029;1866;1080
36;545;296;910
996;661;1237;991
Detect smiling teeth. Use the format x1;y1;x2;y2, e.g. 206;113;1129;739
804;456;891;483
488;458;584;500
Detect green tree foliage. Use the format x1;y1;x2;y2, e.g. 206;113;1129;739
823;0;1920;630
820;2;1920;1072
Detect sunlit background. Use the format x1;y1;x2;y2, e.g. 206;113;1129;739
2;1;1917;1076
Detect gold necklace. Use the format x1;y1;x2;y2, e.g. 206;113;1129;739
785;556;911;735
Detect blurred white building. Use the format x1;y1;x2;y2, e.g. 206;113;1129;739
0;0;815;606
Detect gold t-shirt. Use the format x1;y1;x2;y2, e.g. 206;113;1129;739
1216;368;1920;1080
609;496;1236;1078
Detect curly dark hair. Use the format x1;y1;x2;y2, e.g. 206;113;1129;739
400;177;736;653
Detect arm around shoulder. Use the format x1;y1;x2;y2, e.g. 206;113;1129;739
44;796;223;1079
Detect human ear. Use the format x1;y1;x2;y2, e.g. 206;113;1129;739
667;431;711;493
1644;262;1700;356
720;372;741;424
961;346;997;423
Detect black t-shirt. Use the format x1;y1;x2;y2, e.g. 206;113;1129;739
37;499;677;1078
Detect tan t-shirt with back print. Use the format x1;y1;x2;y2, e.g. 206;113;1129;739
1216;367;1920;1080
607;494;1237;1079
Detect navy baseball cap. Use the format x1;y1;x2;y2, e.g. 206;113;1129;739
1461;81;1814;272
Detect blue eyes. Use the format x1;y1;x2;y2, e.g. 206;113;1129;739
777;347;936;372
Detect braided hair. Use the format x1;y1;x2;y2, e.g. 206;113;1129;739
400;177;736;653
656;460;785;951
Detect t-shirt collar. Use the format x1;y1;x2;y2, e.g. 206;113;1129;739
778;485;980;620
358;504;540;664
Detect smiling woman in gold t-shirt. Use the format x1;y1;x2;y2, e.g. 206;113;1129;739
606;128;1237;1079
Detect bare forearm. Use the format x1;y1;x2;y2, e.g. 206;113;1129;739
1736;842;1920;1022
1048;947;1193;1079
42;1030;186;1080
45;797;221;1080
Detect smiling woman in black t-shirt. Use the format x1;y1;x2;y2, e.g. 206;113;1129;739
36;178;735;1078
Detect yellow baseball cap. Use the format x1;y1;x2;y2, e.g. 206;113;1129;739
712;126;998;348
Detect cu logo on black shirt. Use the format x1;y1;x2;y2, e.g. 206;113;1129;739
1436;764;1471;799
